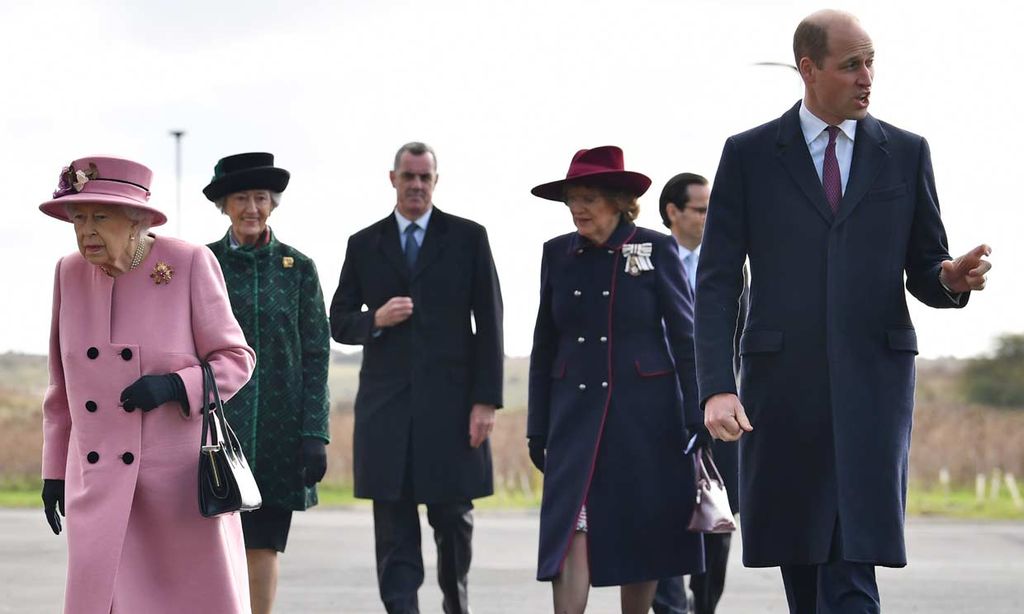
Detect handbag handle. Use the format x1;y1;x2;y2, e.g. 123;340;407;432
199;361;228;452
695;447;726;486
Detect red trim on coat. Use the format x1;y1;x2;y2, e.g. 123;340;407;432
554;226;638;575
634;360;673;378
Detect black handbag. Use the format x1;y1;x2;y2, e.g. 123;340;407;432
198;361;262;517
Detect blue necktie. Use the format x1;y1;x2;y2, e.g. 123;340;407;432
684;251;697;292
404;223;420;269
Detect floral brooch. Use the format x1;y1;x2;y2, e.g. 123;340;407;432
150;261;174;285
53;162;99;198
622;242;654;276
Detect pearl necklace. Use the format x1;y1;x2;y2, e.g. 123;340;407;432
129;235;147;270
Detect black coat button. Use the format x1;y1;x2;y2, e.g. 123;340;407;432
87;347;99;359
85;401;97;412
123;403;136;413
120;348;133;361
86;451;99;464
121;452;135;465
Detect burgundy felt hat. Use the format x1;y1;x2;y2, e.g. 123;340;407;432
39;156;166;226
531;145;652;201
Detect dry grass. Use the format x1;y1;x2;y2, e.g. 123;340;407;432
3;354;1022;508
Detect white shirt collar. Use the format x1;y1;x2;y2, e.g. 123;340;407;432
799;101;857;145
394;206;433;234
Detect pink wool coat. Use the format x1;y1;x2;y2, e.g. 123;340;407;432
42;236;256;614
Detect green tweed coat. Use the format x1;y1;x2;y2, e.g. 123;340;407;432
208;229;330;510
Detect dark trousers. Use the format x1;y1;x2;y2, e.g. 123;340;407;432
373;498;474;614
652;575;689;614
779;520;880;614
652;532;732;614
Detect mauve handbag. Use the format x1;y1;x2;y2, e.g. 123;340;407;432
687;447;737;533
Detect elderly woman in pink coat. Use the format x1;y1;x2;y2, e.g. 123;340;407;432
38;156;257;614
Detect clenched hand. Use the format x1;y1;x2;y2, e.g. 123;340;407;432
374;296;414;328
704;392;753;442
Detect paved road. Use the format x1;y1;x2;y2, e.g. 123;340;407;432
3;508;1022;613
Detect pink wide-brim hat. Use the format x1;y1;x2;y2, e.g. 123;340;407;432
39;156;167;226
531;145;652;202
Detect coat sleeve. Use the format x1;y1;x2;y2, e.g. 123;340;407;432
527;243;555;438
41;258;71;480
177;245;256;418
469;225;504;408
696;137;749;406
329;235;377;345
299;257;331;441
904;137;968;309
654;234;701;429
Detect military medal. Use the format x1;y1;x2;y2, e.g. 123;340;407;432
622;242;654;276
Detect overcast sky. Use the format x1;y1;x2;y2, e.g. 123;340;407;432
2;0;1019;359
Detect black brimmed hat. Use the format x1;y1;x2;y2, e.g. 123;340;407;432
203;152;290;202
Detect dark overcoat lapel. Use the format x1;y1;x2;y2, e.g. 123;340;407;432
375;216;409;282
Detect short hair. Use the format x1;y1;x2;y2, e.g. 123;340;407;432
658;173;708;229
214;191;282;213
393;142;438;172
793;18;830;68
565;184;640;222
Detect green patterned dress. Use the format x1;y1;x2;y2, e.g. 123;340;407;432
208;230;330;510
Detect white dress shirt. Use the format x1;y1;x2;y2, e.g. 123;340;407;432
800;101;856;196
394;206;433;250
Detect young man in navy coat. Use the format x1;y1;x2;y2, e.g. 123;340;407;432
695;10;991;614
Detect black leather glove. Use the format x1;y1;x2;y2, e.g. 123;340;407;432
41;479;65;535
120;373;188;413
686;423;713;452
528;436;546;473
300;437;328;487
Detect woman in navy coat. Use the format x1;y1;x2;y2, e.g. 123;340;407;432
527;146;704;613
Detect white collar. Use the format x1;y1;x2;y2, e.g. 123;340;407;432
799;101;857;145
394;206;433;234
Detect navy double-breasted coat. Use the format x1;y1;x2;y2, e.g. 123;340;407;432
695;102;968;568
528;220;705;586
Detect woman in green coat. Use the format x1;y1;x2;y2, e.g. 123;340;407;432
203;153;330;614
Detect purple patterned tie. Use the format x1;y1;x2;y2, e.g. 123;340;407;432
823;126;842;214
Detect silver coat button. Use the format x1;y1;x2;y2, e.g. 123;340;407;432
577;337;585;344
578;384;587;391
601;381;608;388
573;290;582;297
600;336;608;343
607;249;615;254
602;290;610;297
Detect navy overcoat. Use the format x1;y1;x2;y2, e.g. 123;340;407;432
330;208;504;504
528;220;705;586
695;102;968;568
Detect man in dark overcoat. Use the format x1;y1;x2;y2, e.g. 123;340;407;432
695;10;991;613
654;172;743;614
329;142;503;614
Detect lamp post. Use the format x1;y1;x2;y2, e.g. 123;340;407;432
169;130;185;236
